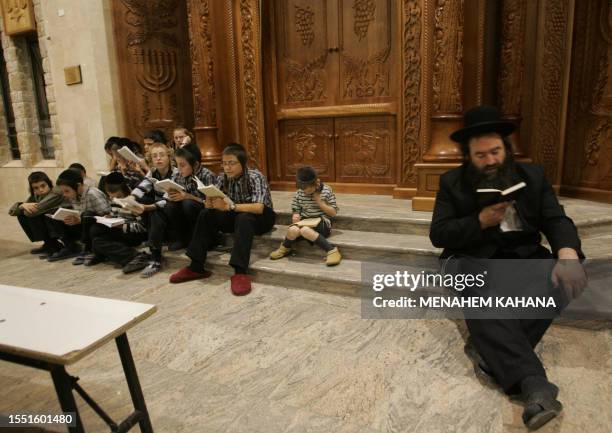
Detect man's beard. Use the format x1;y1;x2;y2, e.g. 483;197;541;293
466;153;517;191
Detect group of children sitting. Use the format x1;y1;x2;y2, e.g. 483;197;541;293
9;127;342;296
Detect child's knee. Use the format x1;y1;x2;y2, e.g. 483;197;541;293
287;225;300;239
299;226;317;239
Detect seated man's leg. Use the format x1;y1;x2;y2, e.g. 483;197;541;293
46;220;82;262
465;318;546;394
521;318;554;349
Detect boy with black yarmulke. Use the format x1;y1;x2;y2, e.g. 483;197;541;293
270;166;341;266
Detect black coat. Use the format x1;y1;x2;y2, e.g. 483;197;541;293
429;162;583;259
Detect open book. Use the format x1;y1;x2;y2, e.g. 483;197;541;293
97;171;110;177
193;178;235;206
154;179;185;193
46;207;80;221
476;182;526;207
113;197;144;213
117;146;144;164
290;217;322;228
94;216;125;228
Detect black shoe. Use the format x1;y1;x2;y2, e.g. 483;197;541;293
72;253;87;265
168;241;187;252
522;386;562;429
464;339;497;386
47;246;81;262
122;252;152;274
84;254;105;266
30;244;47;255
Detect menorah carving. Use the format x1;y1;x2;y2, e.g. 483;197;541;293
134;48;178;124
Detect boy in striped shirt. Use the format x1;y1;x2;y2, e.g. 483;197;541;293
270;166;341;266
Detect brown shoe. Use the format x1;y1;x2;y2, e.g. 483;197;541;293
326;247;342;266
270;243;291;260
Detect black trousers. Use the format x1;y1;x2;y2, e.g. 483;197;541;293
149;200;203;250
463;247;556;394
91;224;147;265
44;217;81;246
17;214;55;242
187;206;276;271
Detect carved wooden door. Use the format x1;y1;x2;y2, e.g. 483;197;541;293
265;0;399;189
111;0;194;143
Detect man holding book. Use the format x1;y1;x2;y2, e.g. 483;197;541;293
429;106;587;429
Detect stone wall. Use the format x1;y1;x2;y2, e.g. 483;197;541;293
0;0;124;207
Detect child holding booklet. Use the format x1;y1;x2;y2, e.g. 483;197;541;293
270;166;341;265
169;143;276;295
87;172;148;269
49;169;111;262
9;171;65;256
126;144;216;278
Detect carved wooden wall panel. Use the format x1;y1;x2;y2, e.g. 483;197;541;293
264;0;399;190
432;0;463;114
399;0;421;187
111;0;194;143
276;0;330;106
529;0;572;183
339;0;395;102
335;115;396;183
279;118;335;181
561;0;612;197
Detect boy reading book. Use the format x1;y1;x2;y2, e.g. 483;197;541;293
169;143;276;295
50;169;111;262
270;166;341;266
125;144;216;278
87;172;148;269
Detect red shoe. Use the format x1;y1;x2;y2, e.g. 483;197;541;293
230;274;251;296
169;267;211;284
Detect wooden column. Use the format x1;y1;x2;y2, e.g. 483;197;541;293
186;0;222;171
412;0;497;211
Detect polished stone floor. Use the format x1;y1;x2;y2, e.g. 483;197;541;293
0;196;611;432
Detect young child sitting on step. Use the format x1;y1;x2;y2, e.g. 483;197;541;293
270;166;341;266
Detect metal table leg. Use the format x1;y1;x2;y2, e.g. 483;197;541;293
115;333;154;433
50;365;85;433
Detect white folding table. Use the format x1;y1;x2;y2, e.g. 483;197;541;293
0;284;157;433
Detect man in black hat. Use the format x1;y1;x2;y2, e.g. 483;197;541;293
429;105;587;429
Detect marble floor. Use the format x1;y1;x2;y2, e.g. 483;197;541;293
0;203;611;432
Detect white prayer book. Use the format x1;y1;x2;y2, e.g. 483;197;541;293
47;208;80;221
94;216;125;228
113;197;144;213
117;146;144;164
154;179;185;193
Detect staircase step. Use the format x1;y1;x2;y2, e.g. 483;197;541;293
253;226;440;266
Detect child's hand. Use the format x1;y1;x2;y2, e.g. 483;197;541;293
167;189;186;202
313;192;323;204
64;214;81;226
292;213;301;224
211;197;229;211
204;197;215;208
20;202;38;216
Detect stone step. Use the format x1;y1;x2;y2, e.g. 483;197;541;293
247;225;440;266
164;249;612;325
270;192;612;238
273;211;432;235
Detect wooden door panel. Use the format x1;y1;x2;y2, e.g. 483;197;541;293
279;118;335;181
111;0;193;142
276;0;331;106
335;115;396;183
338;0;394;102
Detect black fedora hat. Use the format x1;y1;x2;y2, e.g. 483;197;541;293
450;105;516;143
